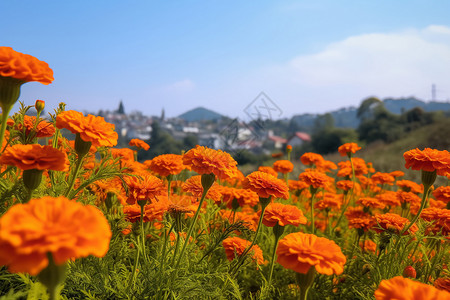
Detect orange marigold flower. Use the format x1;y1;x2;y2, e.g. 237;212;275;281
288;180;309;191
375;276;450;300
360;239;377;253
397;191;421;205
123;199;169;223
261;202;307;227
271;152;283;158
374;213;418;235
338;142;361;156
376;191;401;207
181;175;222;202
11;115;55;138
125;174;165;205
111;148;135;161
258;166;278;177
55;110;118;147
242;171;289;199
0;196;111;275
396;180;423;194
371;172;395;186
434;278;450;293
433;186;450;203
420;207;450;236
315;193;343;210
148;154;184;177
300;152;325;166
336;180;354;191
167;194;197;217
220;186;259;208
299;170;332;189
345;207;376;231
222;237;265;265
404;148;450;176
183;145;238;180
316;159;338;173
390;170;405;178
129;138;150;151
0;144;68;171
276;232;346;275
273;160;294;174
337;157;369;177
0;47;54;84
357;197;385;209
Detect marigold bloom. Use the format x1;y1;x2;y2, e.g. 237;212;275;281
276;232;346;275
125;174;165;205
0;47;54;84
148;154;184;177
272;160;294;174
258;166;278;177
0;144;68;171
299;170;332;189
182;175;222;202
371;172;395;186
374;213;418;235
288;180;309;192
167;194;198;217
420;207;450;236
316;160;338;173
404;148;450;176
434;278;450;293
242;171;289;199
397;191;421;205
129;138;150;150
345;207;376;231
337;157;369;177
183;145;238;180
390;170;405;178
261;202;307;227
219;210;258;231
396;180;423;194
375;276;450;300
338;142;361;156
300;152;324;166
222;237;265;265
11;115;55;138
0;196;111;275
123;199;169;223
336;180;354;191
111;148;135;161
360;239;377;253
56;110;118;147
220;186;259;208
315;193;343;210
433;186;450;203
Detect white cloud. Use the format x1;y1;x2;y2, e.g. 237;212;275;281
252;25;450;115
163;79;195;92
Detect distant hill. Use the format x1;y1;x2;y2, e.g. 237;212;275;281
291;98;450;131
178;107;224;122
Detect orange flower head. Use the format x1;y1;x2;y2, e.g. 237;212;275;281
375;276;450;300
273;160;294;174
34;100;45;113
337;157;369;177
434;278;450;293
433;186;450;203
345;207;376;231
338;142;361;157
261;202;307;227
149;154;184;177
167;194;198;216
336;180;354;191
125;174;165;205
129;138;150;151
257;166;278;177
242;171;289;199
300;152;324;166
0;144;68;171
314;193;343;210
376;191;401;207
181;175;222;202
374;213;418;235
0;196;111;275
183;145;238;180
390;170;405;178
396;191;421;205
0;47;54;84
288;180;309;192
111;148;135;161
222;237;265;265
371;172;395;186
11;115;55;138
276;232;346;275
404;148;450;176
420;207;450;236
299;170;332;189
396;180;424;194
123;198;169;223
56;110;118;147
220;186;259;208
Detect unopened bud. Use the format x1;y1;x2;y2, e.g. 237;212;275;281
403;266;416;278
35;100;45;113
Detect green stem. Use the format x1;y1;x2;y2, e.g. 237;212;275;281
268;225;283;286
0;105;12;153
64;153;85;198
402;183;432;235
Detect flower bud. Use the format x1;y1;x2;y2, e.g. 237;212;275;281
35;100;45;113
403;266;417;278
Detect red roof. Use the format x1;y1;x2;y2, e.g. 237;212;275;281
294;132;311;141
268;135;287;143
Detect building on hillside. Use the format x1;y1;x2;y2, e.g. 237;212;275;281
286;132;311;147
266;130;287;149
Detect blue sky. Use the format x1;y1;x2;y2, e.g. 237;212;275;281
2;1;450;120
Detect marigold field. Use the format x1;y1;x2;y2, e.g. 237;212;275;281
0;47;450;300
